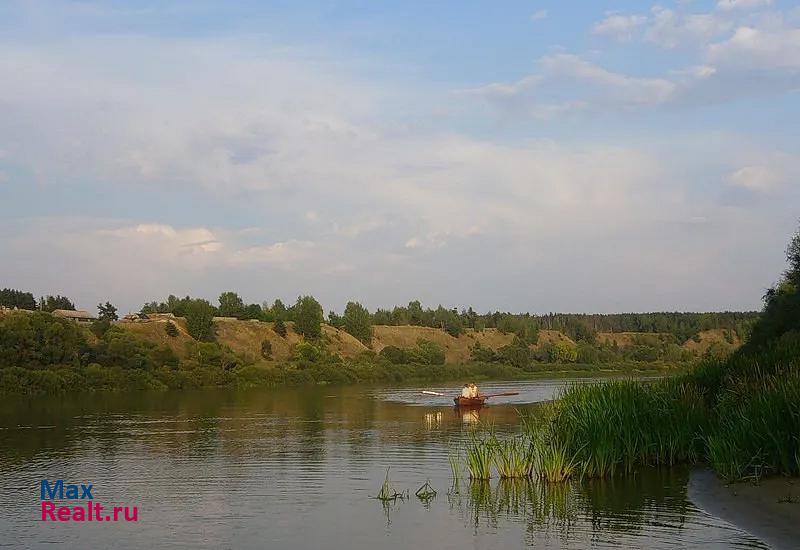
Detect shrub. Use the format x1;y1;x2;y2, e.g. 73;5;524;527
411;339;445;365
164;321;179;337
379;345;410;364
293;341;322;363
260;339;272;359
273;318;287;338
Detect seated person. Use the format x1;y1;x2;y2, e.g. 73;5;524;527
461;384;471;398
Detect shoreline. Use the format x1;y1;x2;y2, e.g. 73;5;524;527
688;468;800;549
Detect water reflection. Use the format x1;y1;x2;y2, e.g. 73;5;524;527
0;383;768;549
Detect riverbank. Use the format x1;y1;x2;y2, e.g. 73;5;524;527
0;360;684;395
689;468;800;550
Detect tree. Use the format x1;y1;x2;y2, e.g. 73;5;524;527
271;299;287;320
0;288;36;310
39;295;76;312
97;301;118;321
218;291;245;318
273;318;287;338
343;301;372;345
242;303;263;320
411;339;446;365
294;295;323;339
407;300;424;325
549;341;578;363
328;310;344;328
185;299;215;341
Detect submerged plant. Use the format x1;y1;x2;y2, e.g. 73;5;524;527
375;468;407;501
415;480;437;503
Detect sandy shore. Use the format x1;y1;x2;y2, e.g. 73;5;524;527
688;468;800;549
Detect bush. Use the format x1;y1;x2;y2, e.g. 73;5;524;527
293;341;322;363
273;318;287;338
379;345;410;364
261;339;272;359
184;299;215;341
410;339;445;365
90;319;112;338
164;321;179;337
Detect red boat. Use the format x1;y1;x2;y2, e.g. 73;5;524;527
453;395;488;408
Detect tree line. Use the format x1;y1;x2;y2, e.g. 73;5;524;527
3;284;758;349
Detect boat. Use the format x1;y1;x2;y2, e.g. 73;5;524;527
453;395;488;408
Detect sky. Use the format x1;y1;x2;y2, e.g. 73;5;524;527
0;0;798;315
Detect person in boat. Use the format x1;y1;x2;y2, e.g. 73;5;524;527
461;384;471;398
469;383;479;398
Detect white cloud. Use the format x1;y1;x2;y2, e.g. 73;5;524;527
645;7;733;49
708;24;800;70
729;166;780;191
228;240;315;267
531;9;548;22
717;0;773;11
465;53;721;116
0;25;796;313
593;14;648;41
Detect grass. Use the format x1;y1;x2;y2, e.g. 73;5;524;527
451;334;800;484
707;371;800;481
466;432;495;480
493;435;532;479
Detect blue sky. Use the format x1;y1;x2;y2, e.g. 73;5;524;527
0;0;798;314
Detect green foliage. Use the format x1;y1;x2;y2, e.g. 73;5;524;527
270;299;287;321
434;305;464;337
0;288;37;310
97;301;118;321
90;319;112;338
294;295;323;339
164;321;179;337
497;342;532;370
466;432;494;480
218;291;245;318
707;371;800;481
242;303;263;320
293;341;322;363
184;299;215;341
184;341;240;370
343;301;372;345
327;310;343;328
273;318;287;338
39;295;75;312
470;341;497;362
0;311;86;368
410;339;445;365
260;339;272;359
548;341;578;363
93;327;179;370
378;345;409;364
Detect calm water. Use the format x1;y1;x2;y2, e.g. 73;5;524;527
0;379;765;549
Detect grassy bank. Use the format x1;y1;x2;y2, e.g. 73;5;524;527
0;359;683;396
458;226;800;483
456;337;800;484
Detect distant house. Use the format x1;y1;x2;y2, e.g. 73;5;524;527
52;309;96;323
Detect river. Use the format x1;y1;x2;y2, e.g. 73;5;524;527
0;379;765;549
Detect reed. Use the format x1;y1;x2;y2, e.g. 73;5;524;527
493;435;531;479
448;446;462;483
375;468;406;501
706;371;800;481
466;432;495;480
